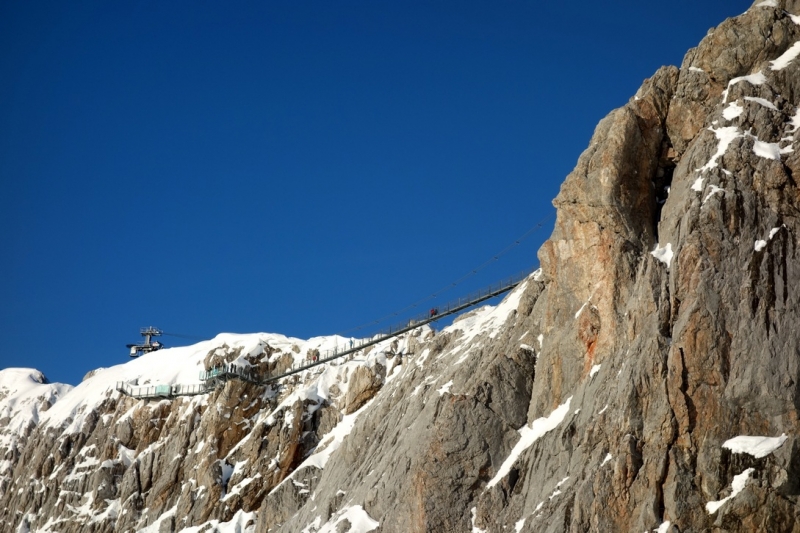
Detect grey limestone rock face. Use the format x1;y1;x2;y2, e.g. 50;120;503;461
2;1;800;532
469;2;800;531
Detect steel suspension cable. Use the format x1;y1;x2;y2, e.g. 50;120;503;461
334;208;556;336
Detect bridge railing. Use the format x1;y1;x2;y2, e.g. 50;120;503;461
116;381;133;395
171;383;208;395
116;381;210;399
200;363;259;383
294;270;531;366
372;270;529;337
115;382;172;398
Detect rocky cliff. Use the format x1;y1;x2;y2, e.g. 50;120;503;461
2;1;800;532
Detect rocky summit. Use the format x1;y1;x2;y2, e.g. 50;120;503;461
3;1;800;532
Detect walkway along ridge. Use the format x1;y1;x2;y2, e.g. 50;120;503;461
115;270;531;400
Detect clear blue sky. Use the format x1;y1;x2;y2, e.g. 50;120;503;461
1;1;751;385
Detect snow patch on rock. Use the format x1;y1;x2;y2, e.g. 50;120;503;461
789;108;800;132
722;434;788;458
722;102;744;120
487;397;572;489
706;468;755;514
699;126;742;170
654;521;672;533
722;71;766;102
437;380;453;396
314;505;379;533
768;225;785;240
293;400;371;475
471;507;487;533
752;138;789;160
703;185;725;205
770;41;800;71
650;243;674;268
744;96;778;110
175;509;256;533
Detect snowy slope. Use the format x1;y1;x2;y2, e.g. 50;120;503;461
38;332;373;434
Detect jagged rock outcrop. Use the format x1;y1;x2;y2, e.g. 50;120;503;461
2;2;800;532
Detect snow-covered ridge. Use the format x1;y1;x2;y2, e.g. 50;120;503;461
13;331;372;435
0;368;72;482
0;368;71;432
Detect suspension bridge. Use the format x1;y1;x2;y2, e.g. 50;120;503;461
115;270;531;400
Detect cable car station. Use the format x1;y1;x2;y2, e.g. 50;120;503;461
126;326;164;358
